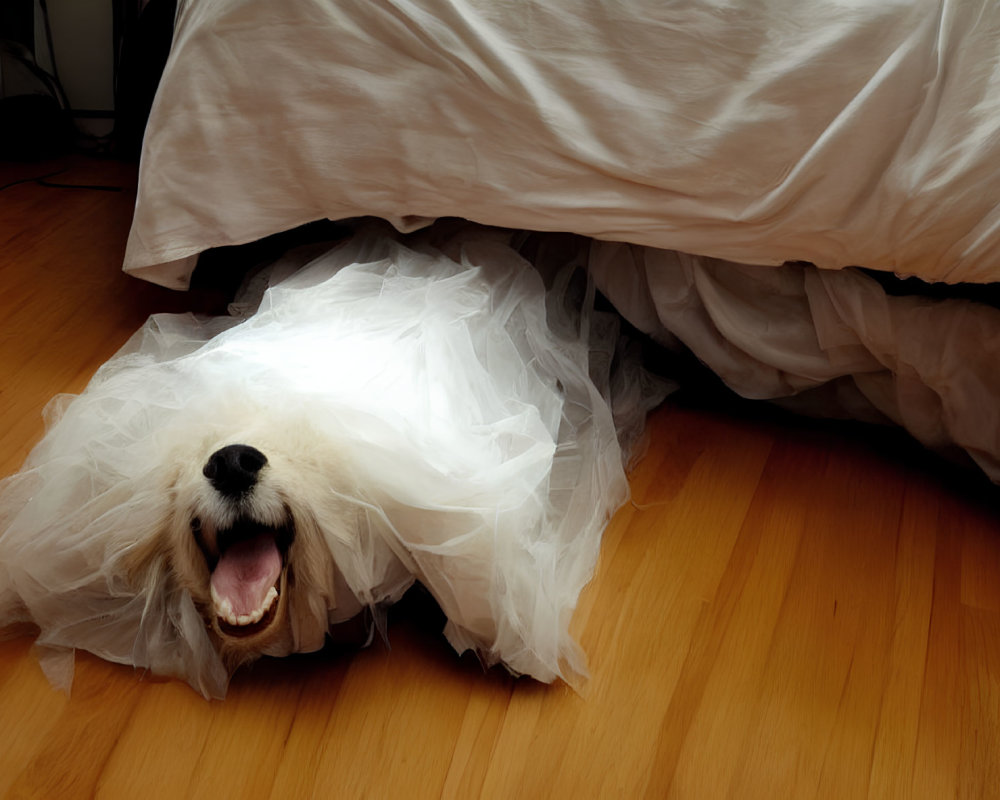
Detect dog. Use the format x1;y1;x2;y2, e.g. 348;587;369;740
128;417;374;677
0;224;665;697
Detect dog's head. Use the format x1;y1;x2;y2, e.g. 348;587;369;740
149;420;380;673
184;443;296;657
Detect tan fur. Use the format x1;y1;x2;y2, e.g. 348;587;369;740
122;415;376;671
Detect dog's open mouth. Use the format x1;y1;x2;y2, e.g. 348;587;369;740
201;518;293;639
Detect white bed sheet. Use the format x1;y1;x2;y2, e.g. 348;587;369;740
126;0;1000;289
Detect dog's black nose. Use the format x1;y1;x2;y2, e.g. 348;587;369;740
203;444;268;498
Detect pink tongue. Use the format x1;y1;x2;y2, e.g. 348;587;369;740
210;534;282;617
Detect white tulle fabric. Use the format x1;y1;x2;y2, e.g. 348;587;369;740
0;225;667;698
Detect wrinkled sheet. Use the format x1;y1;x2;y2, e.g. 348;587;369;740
590;243;1000;482
126;0;1000;289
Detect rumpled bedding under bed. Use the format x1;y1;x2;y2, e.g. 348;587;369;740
589;245;1000;482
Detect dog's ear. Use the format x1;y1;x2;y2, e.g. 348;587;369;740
111;466;187;592
111;499;178;593
116;527;169;590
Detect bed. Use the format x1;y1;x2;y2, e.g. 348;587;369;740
124;0;1000;482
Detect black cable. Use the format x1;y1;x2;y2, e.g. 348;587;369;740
0;41;66;112
33;0;114;152
0;170;123;193
37;179;122;192
36;0;69;110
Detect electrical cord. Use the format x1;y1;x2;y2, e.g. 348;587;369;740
0;170;123;193
36;0;70;110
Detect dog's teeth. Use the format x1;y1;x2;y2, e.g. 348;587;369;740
211;585;234;618
245;587;279;624
214;596;239;625
248;604;264;624
214;586;280;628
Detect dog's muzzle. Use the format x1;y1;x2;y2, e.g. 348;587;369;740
195;444;294;640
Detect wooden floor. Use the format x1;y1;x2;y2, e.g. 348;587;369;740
1;158;999;799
